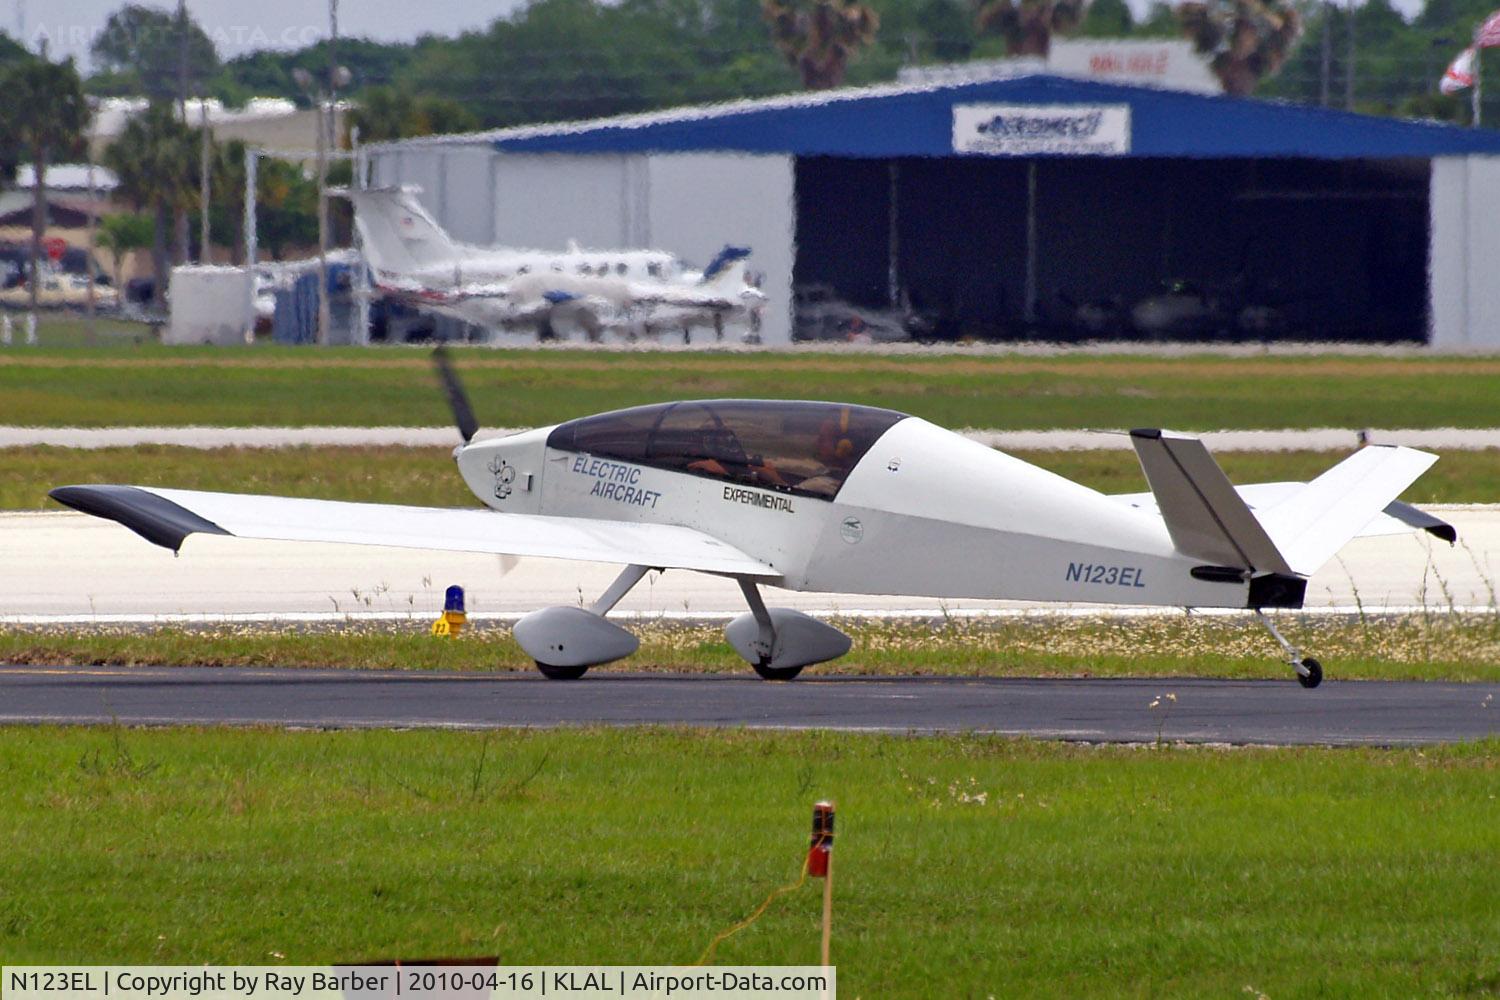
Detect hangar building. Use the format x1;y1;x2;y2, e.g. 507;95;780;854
366;74;1500;348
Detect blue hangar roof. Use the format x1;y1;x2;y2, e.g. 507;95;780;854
481;74;1500;160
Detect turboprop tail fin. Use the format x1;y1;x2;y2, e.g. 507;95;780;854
344;186;458;276
699;246;752;291
1129;429;1441;579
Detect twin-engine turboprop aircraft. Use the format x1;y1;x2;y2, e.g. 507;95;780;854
51;352;1455;687
347;187;766;342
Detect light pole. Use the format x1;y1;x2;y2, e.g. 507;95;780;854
293;64;350;345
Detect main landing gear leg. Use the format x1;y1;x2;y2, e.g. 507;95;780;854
1255;609;1323;689
591;563;652;616
737;578;780;674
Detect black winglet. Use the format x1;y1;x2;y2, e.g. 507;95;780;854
48;485;230;553
1383;499;1459;546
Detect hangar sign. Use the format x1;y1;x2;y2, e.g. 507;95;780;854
952;104;1131;156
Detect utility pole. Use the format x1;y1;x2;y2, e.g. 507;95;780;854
295;61;350;346
1475;34;1484;127
86;148;97;343
316;92;330;345
328;0;341;152
199;100;211;263
1320;1;1332;106
176;0;189;121
1345;0;1356;110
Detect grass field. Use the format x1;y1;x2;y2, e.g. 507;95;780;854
7;614;1500;682
1;726;1495;996
12;337;1500;429
11;444;1500;511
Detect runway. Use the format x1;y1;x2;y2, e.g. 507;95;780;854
2;665;1496;745
4;507;1496;621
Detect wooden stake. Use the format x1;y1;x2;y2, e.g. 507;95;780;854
821;849;833;968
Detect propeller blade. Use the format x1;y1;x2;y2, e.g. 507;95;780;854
432;346;480;443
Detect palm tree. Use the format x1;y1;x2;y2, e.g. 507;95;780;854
96;212;153;289
1177;0;1301;97
103;103;197;308
0;51;90;315
762;0;880;90
210;138;248;264
974;0;1086;57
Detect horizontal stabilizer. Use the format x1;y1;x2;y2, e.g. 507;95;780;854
1112;484;1456;546
1129;429;1293;574
49;485;777;578
1251;445;1440;575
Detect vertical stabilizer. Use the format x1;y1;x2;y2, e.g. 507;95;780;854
1129;429;1293;574
346;187;458;277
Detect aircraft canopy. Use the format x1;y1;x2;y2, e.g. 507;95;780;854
547;399;907;500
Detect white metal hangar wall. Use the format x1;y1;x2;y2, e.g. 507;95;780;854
368;75;1500;349
368;144;797;344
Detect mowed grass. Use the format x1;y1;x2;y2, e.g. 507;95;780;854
8;614;1500;682
0;726;1496;997
10;341;1500;429
11;445;1499;511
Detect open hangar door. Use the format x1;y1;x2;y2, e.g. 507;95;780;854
794;155;1429;343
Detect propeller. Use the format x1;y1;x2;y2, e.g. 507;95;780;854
432;346;480;444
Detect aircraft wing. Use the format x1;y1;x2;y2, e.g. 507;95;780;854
49;485;778;577
626;284;742;309
1111;482;1457;544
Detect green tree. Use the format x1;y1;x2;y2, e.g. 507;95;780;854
974;0;1086;57
1178;0;1302;96
254;158;318;261
96;212;154;288
91;3;220;103
0;50;90;314
345;86;478;144
763;0;882;88
1135;2;1180;37
1080;0;1133;36
206;138;249;263
103;103;198;306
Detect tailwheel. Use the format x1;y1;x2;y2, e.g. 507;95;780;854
536;661;589;681
752;661;803;682
1255;609;1325;690
1296;657;1323;690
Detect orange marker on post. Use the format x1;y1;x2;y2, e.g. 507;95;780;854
807;801;834;877
808;800;835;972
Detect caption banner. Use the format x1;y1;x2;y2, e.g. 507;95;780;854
2;967;835;1000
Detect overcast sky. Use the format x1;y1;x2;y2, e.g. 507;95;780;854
22;1;528;68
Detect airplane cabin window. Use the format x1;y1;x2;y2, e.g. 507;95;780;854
548;400;907;500
615;262;628;275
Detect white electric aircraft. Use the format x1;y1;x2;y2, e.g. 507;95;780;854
347;187;767;341
51;352;1455;686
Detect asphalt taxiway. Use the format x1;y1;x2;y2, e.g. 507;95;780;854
2;665;1495;745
